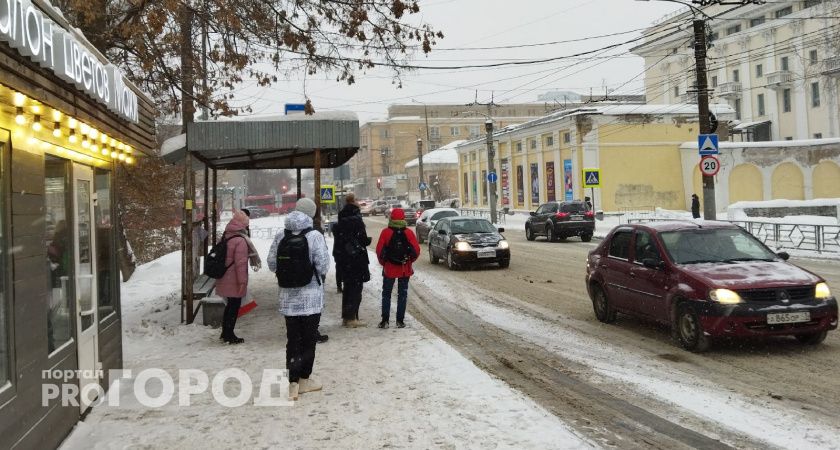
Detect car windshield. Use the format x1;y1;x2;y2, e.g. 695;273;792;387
450;219;496;234
659;228;778;264
560;203;587;213
431;211;458;221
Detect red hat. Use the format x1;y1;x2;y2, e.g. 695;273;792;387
390;208;405;220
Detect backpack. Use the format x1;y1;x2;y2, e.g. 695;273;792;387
204;236;242;279
382;228;415;265
275;228;319;288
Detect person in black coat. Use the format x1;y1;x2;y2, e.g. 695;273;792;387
332;194;372;327
691;194;701;219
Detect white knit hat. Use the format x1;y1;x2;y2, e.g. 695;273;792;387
295;198;317;218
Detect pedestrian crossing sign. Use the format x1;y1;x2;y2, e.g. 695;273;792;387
582;169;601;188
320;185;336;204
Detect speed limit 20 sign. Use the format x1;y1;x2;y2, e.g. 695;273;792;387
699;155;721;176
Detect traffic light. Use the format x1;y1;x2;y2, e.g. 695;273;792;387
376;178;382;190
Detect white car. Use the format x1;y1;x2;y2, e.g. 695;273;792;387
415;208;460;244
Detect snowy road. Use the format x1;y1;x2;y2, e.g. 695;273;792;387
363;215;840;449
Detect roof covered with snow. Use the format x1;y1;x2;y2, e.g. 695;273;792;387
679;137;840;150
405;140;465;169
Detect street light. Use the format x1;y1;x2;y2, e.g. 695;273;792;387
416;138;426;200
461;110;499;224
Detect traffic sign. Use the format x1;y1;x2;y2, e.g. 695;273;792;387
418;181;428;191
699;155;721;176
285;103;306;115
487;172;498;183
582;168;601;188
698;134;719;155
320;185;336;204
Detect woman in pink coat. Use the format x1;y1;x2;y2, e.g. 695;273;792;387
215;210;251;344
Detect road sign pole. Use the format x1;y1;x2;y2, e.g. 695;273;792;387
486;120;498;224
694;19;716;220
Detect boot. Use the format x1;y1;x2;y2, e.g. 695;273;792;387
222;305;244;344
377;320;389;329
348;319;366;328
396;320;406;329
298;377;322;394
289;382;300;401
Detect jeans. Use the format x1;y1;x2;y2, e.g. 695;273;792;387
342;280;364;320
381;277;409;322
284;314;321;383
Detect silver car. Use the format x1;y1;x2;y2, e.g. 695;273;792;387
415;208;460;244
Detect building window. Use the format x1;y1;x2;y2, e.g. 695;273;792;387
431;144;440;150
726;24;741;35
711;76;718;87
429;127;440;138
563;132;571;144
470;152;476;162
785;136;793;141
462;154;467;163
783;88;792;112
468;125;480;138
450;126;459;136
46;155;73;354
814;133;823;139
732;69;739;82
804;0;822;7
95;169;116;320
775;6;792;18
757;93;765;116
673;86;679;97
430;111;438;118
710;32;719;42
749;17;765;27
734;98;742;120
781;56;789;71
529;139;537;150
755;64;763;78
809;49;818;65
0;135;8;388
516;142;523;153
812;82;821;107
546;136;554;147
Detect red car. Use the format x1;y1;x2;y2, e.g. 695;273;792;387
585;221;837;352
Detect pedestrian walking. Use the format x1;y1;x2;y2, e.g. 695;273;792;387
268;203;330;401
332;193;372;328
691;194;701;219
375;208;420;329
214;210;251;344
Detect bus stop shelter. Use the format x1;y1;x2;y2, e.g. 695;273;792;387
161;112;360;323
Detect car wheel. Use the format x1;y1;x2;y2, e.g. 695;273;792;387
794;330;827;345
429;244;439;265
581;233;593;242
446;249;458;271
546;225;556;242
525;225;535;241
676;304;710;352
498;259;510;269
591;284;616;324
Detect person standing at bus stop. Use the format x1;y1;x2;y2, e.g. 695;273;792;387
333;194;372;327
375;208;420;329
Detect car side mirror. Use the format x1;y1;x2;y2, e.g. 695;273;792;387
777;251;790;261
497;227;505;233
438;229;447;235
595;211;604;221
529;211;536;217
642;258;665;270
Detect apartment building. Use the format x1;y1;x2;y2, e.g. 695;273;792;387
632;0;840;141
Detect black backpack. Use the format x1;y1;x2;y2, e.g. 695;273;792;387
382;228;415;265
204;236;242;279
275;228;319;288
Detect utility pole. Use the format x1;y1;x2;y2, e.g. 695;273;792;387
416;138;426;200
466;92;499;224
693;19;716;219
180;6;196;324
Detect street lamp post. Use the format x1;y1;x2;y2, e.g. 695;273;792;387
485;119;498;225
416;138;426;200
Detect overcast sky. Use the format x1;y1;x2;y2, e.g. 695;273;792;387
226;0;684;123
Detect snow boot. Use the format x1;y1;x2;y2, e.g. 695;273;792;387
347;319;366;328
396;321;406;329
289;382;299;401
316;332;329;344
377;320;389;329
298;377;323;394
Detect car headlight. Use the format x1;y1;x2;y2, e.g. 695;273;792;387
454;241;471;251
498;240;509;249
815;282;832;300
709;288;743;304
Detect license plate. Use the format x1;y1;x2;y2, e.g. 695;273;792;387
767;312;810;324
477;249;496;258
571;215;583;220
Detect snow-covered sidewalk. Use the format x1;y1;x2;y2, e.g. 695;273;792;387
60;216;590;449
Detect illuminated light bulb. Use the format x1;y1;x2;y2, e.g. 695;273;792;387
118;153;126;161
13;92;26;106
52;109;62;122
89;128;98;140
68;117;77;129
31;104;42;114
53;122;62;138
110;138;116;146
31;115;42;131
117;143;124;151
91;143;99;153
101;133;108;144
80;123;89;134
15;107;26;125
69;129;77;143
110;150;118;158
125;156;135;164
82;137;90;148
125;146;133;154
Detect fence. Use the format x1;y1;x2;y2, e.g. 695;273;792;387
459;208;507;225
627;218;840;254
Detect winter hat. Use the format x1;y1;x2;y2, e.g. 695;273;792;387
295;197;317;218
390;208;405;220
230;210;250;228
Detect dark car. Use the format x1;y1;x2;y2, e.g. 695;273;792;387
415;208;459;244
385;204;418;225
526;201;594;242
428;217;510;270
585;221;838;352
243;206;270;218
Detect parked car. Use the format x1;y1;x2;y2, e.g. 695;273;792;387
428;217;510;270
243;206;270;218
371;200;389;215
359;200;374;216
415;208;460;243
526;200;594;242
585;221;838;352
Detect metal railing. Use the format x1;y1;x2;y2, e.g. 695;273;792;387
459;208;507;225
823;56;840;76
627;218;840;254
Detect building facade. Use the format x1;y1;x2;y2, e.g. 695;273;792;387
632;0;840;141
0;0;156;446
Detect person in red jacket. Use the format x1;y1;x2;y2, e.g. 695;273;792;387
375;207;421;329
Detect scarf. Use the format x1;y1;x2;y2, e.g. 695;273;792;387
235;231;262;270
388;219;407;229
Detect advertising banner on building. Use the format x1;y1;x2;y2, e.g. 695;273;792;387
463;172;469;202
516;165;524;204
501;159;510;206
481;170;488;204
546;161;556;202
563;159;573;201
530;163;540;204
471;171;477;204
